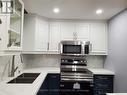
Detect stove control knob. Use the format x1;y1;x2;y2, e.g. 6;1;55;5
60;84;64;87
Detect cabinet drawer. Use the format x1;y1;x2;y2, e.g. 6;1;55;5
94;75;113;85
94;83;113;90
48;74;60;89
94;75;114;95
94;75;113;80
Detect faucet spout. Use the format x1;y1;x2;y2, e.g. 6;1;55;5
9;55;18;77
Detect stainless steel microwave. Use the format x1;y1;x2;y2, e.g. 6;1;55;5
60;40;91;55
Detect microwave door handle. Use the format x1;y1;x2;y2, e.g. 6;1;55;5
59;43;63;54
58;43;61;53
89;43;92;52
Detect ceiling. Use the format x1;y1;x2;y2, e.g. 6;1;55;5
22;0;127;20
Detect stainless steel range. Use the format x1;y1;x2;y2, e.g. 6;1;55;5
60;56;93;95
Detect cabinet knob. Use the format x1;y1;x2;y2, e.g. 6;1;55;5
60;84;64;87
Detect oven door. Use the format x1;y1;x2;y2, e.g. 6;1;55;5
60;81;93;95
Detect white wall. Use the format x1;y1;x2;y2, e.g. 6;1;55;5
23;54;105;69
104;9;127;92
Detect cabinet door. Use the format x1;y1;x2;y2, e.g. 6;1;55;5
49;23;60;52
0;16;8;51
23;14;36;51
7;0;24;50
76;23;90;41
48;74;60;95
90;23;107;54
94;75;114;95
37;75;49;95
61;22;75;40
35;17;49;51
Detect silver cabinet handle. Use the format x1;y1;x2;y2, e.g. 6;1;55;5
0;18;2;24
89;43;92;51
0;1;2;8
47;42;49;50
58;42;61;53
0;38;1;41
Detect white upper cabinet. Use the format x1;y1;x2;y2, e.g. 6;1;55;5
49;22;60;52
0;16;8;51
23;14;36;51
60;22;90;41
76;23;90;41
90;22;107;55
35;17;49;51
23;16;107;55
61;22;75;40
7;0;24;51
0;0;24;54
23;14;49;52
60;21;107;55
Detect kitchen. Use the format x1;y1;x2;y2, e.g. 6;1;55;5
0;0;127;95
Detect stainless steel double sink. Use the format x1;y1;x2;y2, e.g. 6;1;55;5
7;73;40;84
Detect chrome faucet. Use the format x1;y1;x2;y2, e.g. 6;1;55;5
8;54;23;77
9;55;18;77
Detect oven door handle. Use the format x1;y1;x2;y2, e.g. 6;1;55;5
61;78;93;82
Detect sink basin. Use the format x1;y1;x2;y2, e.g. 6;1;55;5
17;73;40;78
7;73;40;84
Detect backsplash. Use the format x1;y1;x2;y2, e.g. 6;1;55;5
86;55;105;68
23;54;105;69
0;54;105;81
0;55;23;82
23;54;61;69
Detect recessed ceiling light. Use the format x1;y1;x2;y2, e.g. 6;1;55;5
53;8;60;13
96;9;103;15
